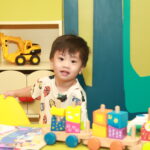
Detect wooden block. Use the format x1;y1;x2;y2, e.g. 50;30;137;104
50;106;65;117
92;123;107;137
66;121;80;133
108;125;127;139
108;108;128;129
93;104;112;126
66;106;81;123
51;116;66;131
141;121;150;141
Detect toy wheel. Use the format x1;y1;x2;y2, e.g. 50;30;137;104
65;135;78;147
87;137;101;150
44;132;56;145
110;141;124;150
30;55;40;65
15;55;26;65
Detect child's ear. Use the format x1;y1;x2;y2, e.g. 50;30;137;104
79;67;84;75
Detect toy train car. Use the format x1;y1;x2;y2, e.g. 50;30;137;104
44;104;145;150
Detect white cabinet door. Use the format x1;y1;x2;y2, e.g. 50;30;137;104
0;71;27;113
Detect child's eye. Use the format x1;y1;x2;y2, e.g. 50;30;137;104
71;60;77;63
58;57;64;61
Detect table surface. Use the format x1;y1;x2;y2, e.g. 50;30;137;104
41;142;108;150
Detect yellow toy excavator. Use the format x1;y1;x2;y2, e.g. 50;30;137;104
0;33;41;65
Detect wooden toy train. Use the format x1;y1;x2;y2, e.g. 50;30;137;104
44;103;150;150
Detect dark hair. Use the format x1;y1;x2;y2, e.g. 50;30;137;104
50;34;89;67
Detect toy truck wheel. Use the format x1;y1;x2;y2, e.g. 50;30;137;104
30;55;40;65
87;137;101;150
65;135;78;147
44;132;56;145
15;55;26;65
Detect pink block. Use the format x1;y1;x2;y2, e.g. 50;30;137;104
108;125;127;139
66;121;80;133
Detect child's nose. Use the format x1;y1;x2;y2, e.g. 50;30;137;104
62;60;70;67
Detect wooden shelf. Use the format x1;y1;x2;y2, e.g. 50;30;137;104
0;61;53;70
0;21;61;117
0;21;62;35
0;21;62;71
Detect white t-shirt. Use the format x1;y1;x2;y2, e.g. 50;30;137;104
31;75;88;128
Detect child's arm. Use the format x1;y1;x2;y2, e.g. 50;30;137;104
3;86;32;98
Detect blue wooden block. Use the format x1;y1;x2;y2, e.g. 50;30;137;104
51;116;66;131
107;111;128;128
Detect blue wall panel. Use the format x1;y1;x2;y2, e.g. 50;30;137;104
64;0;126;122
86;0;126;121
64;0;78;34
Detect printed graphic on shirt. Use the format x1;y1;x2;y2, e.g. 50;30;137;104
40;103;44;111
57;94;67;102
81;91;85;102
49;75;54;79
43;114;47;124
72;96;81;105
35;96;41;100
43;86;50;97
49;99;56;108
38;80;42;89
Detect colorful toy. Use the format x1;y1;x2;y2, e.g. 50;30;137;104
85;105;141;150
44;100;91;147
108;106;128;129
44;104;143;150
0;32;41;65
51;116;66;131
66;105;81;133
50;101;66;131
107;106;128;139
141;121;150;141
92;104;112;137
141;108;150;141
127;113;148;135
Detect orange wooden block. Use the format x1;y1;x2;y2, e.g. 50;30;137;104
93;104;112;126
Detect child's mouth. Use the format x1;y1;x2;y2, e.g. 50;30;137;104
60;71;70;76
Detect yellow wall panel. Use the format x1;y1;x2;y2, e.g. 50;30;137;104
131;0;150;76
0;0;62;21
78;0;93;86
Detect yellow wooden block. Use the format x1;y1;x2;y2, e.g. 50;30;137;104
66;106;81;123
50;106;65;117
92;123;107;137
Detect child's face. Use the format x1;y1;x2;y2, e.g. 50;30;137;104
51;50;83;82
